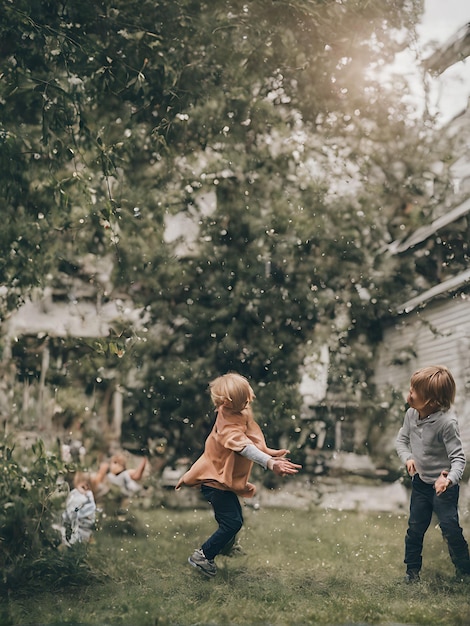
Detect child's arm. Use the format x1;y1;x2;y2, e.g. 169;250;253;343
395;411;413;468
128;456;147;481
239;444;271;469
435;420;466;494
264;446;290;458
239;444;301;475
90;461;109;492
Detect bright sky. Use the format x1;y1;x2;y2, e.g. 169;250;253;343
416;0;470;123
419;0;468;43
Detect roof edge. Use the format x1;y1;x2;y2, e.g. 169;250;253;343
389;196;470;255
396;268;470;314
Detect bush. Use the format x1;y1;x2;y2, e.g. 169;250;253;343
0;439;96;593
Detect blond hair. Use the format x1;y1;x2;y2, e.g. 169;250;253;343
410;365;456;411
209;372;255;413
110;453;127;468
73;471;91;489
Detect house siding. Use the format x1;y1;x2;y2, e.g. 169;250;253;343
374;296;470;450
374;26;470;462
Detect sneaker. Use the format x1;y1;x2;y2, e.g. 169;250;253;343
404;569;420;584
188;549;217;577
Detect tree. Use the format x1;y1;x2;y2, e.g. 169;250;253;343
1;1;431;460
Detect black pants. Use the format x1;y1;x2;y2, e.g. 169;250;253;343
200;485;243;560
405;474;470;574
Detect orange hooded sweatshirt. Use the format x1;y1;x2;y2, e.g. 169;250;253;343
175;406;286;497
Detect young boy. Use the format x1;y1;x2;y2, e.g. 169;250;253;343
176;372;301;577
395;365;470;582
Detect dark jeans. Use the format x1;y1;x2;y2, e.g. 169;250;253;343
405;474;470;574
200;485;243;560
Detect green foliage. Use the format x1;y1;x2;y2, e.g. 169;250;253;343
0;0;434;460
0;439;95;594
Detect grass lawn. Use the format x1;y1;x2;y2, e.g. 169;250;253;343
1;502;470;625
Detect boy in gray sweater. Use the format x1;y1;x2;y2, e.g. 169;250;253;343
396;365;470;582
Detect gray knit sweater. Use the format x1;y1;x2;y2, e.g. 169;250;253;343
395;408;466;486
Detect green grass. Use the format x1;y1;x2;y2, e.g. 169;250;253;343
2;503;470;625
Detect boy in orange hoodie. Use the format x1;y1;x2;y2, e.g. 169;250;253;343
176;372;301;577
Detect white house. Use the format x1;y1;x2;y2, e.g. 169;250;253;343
374;25;470;451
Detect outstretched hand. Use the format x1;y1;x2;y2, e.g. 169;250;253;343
269;457;302;477
270;448;291;458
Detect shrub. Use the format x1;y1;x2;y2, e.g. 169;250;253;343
0;439;96;593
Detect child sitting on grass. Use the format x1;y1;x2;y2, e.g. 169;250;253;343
176;372;301;577
396;365;470;583
62;471;96;546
